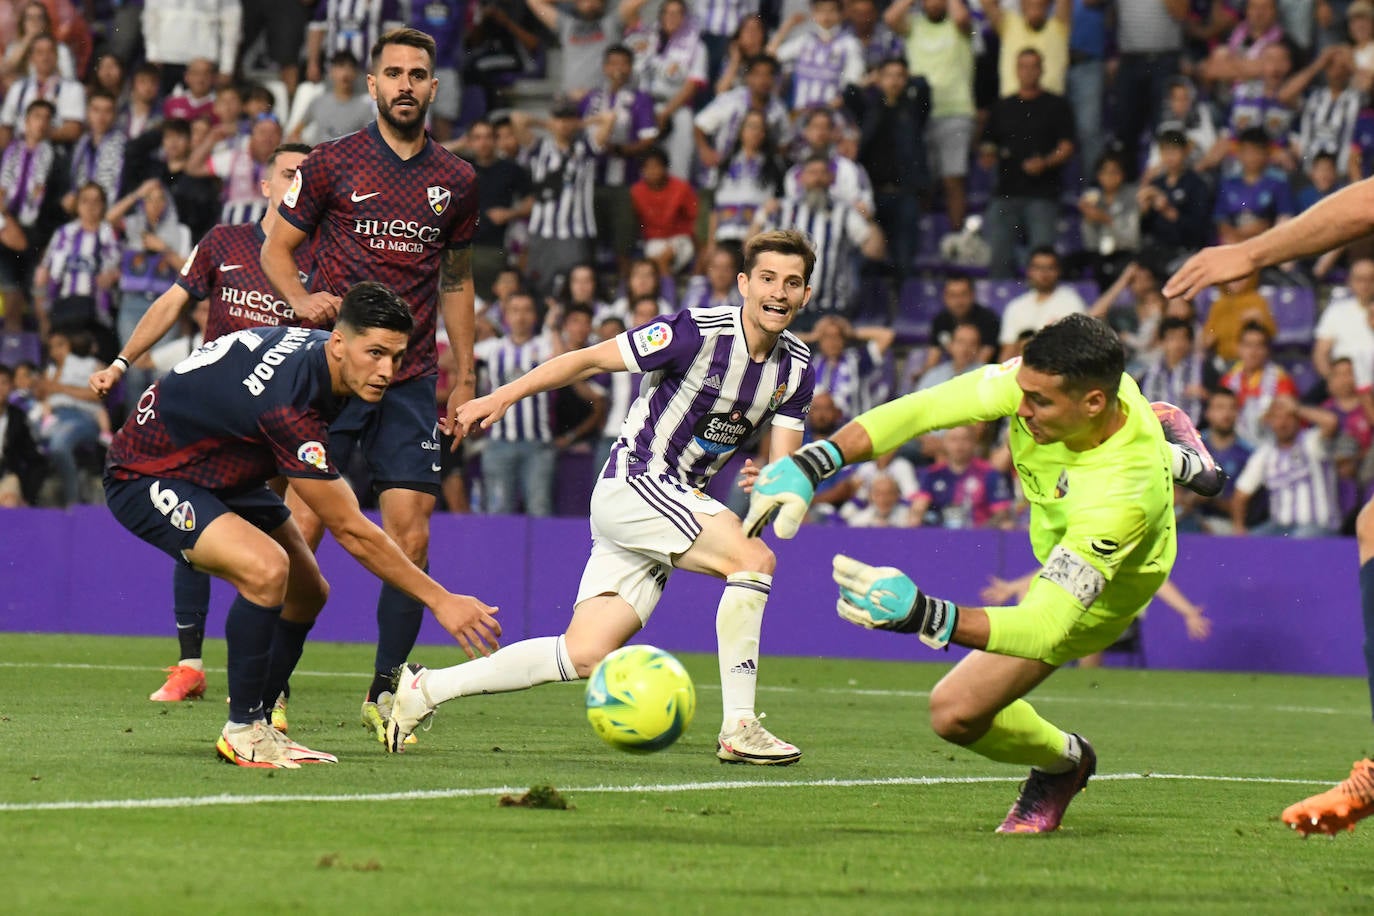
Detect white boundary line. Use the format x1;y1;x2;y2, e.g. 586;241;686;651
0;661;1361;717
0;772;1334;813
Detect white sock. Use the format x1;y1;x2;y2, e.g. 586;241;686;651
423;635;575;706
716;571;772;732
179;658;204;671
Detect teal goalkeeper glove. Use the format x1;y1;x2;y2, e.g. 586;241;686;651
832;554;959;649
744;440;844;538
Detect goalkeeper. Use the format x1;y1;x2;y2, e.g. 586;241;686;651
747;314;1181;834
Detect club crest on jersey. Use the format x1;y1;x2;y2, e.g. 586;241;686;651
170;500;196;532
632;321;673;357
284;168;303;208
1055;470;1070;499
768;383;787;410
427;185;451;215
297;440;329;472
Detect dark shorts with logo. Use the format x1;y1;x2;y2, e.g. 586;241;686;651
328;373;441;497
104;474;291;564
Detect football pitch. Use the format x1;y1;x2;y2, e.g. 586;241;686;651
2;633;1372;915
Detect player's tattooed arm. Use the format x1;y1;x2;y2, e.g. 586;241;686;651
440;246;472;294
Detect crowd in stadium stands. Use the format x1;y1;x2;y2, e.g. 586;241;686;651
2;0;1373;540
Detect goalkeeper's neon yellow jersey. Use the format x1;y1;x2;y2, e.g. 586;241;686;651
855;358;1176;619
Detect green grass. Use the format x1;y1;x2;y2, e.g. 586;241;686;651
3;633;1373;915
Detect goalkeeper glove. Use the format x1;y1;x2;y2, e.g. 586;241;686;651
832;554;959;650
743;440;844;539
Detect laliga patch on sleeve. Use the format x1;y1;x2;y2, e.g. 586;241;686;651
180;243;199;277
296;440;329;472
283;168;303;208
984;356;1021;378
1038;544;1106;607
631;321;673;358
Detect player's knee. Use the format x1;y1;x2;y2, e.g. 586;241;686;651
389;527;429;566
239;546;291;605
927;683;980;745
724;539;775;577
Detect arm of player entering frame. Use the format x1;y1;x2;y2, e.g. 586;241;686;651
448;338;628;440
88;284;193;396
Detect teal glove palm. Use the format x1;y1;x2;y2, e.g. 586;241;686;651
744;440;843;538
833;554;959;649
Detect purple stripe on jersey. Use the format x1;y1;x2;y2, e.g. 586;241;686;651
683;355;766;482
628;476;702;541
630;371;688;463
659;334;736;475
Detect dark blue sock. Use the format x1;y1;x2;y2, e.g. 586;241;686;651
173;564;211;660
373;572;425;700
262;617;312;712
224;595;281;725
1361;560;1374;722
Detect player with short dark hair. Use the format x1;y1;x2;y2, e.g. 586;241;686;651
262;27;483;744
90;143;317;717
384;230;818;765
749;313;1190;833
103;282;500;768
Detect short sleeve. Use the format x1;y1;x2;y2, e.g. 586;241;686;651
175;233;217;300
615;309;704;373
844;206;872;247
773;358;815;430
278;146;333;234
693;94;728;135
1234;446;1267;495
259;404;340;479
58;81;85;124
446;167;479;249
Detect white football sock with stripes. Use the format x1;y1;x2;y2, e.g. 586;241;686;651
424;635;575;705
716;571;772;733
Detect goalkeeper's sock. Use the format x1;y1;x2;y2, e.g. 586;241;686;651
224;595;281;726
716;572;772;731
261;616;313;712
425;636;575;705
371;573;426;700
1361;560;1374;720
965;699;1075;771
173;563;211;661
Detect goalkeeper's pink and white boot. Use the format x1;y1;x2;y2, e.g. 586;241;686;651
1152;401;1227;498
717;714;802;765
996;735;1097;834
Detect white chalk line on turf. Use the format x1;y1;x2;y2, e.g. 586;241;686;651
0;661;1361;717
0;772;1335;814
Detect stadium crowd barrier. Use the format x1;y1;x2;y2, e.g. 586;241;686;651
1;506;1361;677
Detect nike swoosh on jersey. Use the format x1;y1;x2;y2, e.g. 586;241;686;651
351;190;381;202
219;263;244;271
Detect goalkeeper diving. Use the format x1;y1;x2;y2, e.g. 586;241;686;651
747;313;1221;834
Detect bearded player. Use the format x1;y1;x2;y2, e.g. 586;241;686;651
262;27;480;743
90;143;316;723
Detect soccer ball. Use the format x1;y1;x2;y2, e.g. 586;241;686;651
585;645;696;753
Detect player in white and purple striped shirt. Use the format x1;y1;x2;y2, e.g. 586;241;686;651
385;230;819;765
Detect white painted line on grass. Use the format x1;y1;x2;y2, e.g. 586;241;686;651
0;772;1334;814
0;660;1362;717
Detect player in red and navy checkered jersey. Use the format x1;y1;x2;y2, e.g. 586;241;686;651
103;282;500;769
263;27;484;736
88;143;317;710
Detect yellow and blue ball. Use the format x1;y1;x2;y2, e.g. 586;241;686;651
585;645;696;753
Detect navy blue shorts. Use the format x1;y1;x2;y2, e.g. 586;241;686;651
104;474;292;564
328;373;441;496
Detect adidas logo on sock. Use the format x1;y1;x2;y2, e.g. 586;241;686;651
729;658;757;675
703;373;723;390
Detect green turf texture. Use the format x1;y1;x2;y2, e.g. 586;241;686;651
2;633;1372;915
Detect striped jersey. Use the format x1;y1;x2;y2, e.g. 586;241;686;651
768;195;872;314
527;133;600;240
0;139;55;227
696;0;759;37
177;221;318;340
1234;429;1337;531
775;26;866;110
68;131;125;208
309;0;406;64
783;153;874;211
608;306;815;487
1297;86;1361;172
475;333;556;443
40;220;121;301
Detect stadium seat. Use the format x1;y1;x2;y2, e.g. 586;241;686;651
1282;357;1320;399
1269;286;1317;348
893;278;942;345
1070;280;1100;304
914;212;950;271
1055;215;1083;258
975;279;1026;315
0;331;40;367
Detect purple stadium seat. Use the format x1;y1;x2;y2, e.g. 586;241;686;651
1282;358;1320;399
1055;215;1083;257
915;212;950;271
1269;286;1317;348
893;278;943;343
976;279;1027;315
1070;280;1100;304
0;332;40;367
